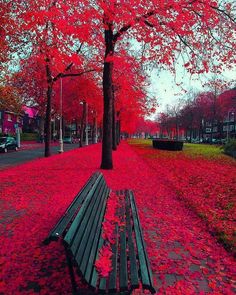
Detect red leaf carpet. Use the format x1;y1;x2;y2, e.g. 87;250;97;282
0;142;235;294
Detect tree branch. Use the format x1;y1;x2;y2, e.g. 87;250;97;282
177;34;195;54
210;5;236;23
57;68;99;79
113;10;156;43
53;43;84;81
144;20;155;28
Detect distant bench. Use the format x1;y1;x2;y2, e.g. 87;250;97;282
44;172;155;294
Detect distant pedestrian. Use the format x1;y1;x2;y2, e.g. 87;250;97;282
40;133;44;143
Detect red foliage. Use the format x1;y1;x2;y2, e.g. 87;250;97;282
218;88;236;115
94;245;113;278
0;142;235;293
95;192;122;277
130;143;236;255
134;118;160;135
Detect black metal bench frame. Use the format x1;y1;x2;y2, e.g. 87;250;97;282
44;172;155;294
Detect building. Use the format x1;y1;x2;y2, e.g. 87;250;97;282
202;115;236;141
22;106;40;133
0;110;23;135
0;106;42;136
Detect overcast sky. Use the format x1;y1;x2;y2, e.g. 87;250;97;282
148;66;236;114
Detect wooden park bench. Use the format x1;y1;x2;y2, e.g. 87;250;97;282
44;172;155;294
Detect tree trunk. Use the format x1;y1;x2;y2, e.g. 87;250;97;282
93;112;98;143
190;125;193;142
44;83;53;157
116;121;120;145
80;101;86;147
44;59;54;157
75;120;78;138
112;92;117;150
176;120;179;140
39;117;45;142
101;25;114;169
116;111;120;145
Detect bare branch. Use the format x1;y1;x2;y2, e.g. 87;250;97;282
177;34;195;54
58;68;100;79
144;20;155;28
208;28;235;51
211;5;236;23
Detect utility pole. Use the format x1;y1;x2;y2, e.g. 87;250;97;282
58;77;64;153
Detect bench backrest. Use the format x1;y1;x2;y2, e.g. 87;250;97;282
63;173;110;284
44;172;155;293
44;172;106;244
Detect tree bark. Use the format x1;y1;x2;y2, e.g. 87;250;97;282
79;100;86;147
44;82;53;157
112;90;117;150
190;124;193;142
175;120;179;140
101;24;114;169
44;58;55;157
93;112;98;143
116;111;120;145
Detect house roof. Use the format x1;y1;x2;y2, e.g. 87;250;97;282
22;106;39;118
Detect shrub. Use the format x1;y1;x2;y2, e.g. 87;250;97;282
152;139;183;151
21;132;38;141
223;139;236;156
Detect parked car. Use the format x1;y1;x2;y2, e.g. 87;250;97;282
63;136;76;144
0;137;18;153
212;138;222;144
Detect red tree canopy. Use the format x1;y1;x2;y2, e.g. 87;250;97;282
218;88;236;115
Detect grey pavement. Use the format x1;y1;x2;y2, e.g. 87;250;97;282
0;143;82;170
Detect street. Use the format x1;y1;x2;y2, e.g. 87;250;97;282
0;143;82;170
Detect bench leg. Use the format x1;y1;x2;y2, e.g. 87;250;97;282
65;248;77;295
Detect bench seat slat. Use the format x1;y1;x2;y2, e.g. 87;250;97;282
119;194;128;291
44;172;101;244
108;224;119;292
125;192;139;289
129;190;155;293
99;277;107;293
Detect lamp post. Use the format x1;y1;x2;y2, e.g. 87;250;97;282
58;77;64;153
91;109;98;144
94;110;98;144
85;102;88;146
226;110;234;142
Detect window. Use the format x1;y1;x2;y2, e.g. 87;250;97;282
223;125;228;132
206;128;211;133
206;122;212;127
7;114;12;121
229;125;234;131
213;127;218;132
223;125;235;132
229;115;235;122
224;113;235;123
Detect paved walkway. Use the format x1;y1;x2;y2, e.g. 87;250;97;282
0;142;235;294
